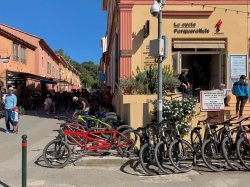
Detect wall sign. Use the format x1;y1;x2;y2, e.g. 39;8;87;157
141;45;156;66
200;90;224;111
173;22;210;34
230;55;247;78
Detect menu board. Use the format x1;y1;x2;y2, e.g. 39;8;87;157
231;55;247;78
200;90;224;111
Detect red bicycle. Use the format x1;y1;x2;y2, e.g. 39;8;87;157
43;128;135;168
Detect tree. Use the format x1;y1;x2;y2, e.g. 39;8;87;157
55;49;100;88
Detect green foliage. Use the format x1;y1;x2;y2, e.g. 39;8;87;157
55;49;100;88
117;65;180;95
152;97;197;135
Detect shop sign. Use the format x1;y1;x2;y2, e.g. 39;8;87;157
200;90;224;111
6;71;26;87
173;22;210;34
141;45;156;66
230;55;247;78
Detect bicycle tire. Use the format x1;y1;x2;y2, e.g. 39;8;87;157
201;139;224;172
116;125;132;133
139;143;159;176
236;137;250;170
154;141;173;174
43;139;71;168
222;137;241;171
168;139;194;173
117;128;139;157
190;130;202;160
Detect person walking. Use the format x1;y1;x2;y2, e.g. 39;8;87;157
4;86;17;133
232;75;249;118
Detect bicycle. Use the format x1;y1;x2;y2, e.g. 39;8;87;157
201;116;238;172
236;120;250;170
43;128;135;168
221;116;250;171
168;123;194;173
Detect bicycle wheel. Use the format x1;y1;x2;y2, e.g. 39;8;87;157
201;139;224;172
168;139;194;173
154;141;174;174
222;137;241;171
236;137;250;170
190;130;202;160
139;143;159;176
117;129;139;157
116;124;132;133
43;139;71;168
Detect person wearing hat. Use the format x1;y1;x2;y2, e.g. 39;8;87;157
232;75;249;118
178;69;190;94
4;86;17;133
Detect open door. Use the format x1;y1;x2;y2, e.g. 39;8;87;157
220;52;228;88
172;52;182;74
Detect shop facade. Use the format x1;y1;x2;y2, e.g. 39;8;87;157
102;0;250;91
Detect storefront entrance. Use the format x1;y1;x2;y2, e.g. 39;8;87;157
172;51;228;94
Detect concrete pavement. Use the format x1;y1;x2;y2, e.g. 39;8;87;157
0;112;250;187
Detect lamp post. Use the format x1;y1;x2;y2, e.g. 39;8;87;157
150;0;166;124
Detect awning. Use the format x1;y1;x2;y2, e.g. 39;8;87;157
40;79;57;85
173;40;226;49
69;85;80;90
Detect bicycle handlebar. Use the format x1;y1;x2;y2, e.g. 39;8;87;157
197;115;218;125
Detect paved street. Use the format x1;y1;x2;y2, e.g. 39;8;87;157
1;112;250;187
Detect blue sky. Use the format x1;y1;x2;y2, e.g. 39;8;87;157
0;0;107;64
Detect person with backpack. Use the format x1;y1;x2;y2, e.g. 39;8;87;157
232;75;250;118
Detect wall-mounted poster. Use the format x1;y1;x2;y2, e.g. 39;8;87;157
230;55;247;78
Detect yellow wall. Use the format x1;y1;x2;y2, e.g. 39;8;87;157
131;5;249;73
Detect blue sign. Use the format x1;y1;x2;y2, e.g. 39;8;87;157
99;73;106;82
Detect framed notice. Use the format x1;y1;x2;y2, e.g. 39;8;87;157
230;55;247;78
200;90;224;111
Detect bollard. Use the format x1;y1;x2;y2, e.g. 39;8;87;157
22;135;27;187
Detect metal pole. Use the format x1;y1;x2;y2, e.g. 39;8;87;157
157;2;163;124
22;135;27;187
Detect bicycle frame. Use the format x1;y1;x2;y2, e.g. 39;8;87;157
64;129;131;151
77;114;112;129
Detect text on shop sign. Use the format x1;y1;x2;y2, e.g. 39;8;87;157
200;90;224;111
173;22;210;34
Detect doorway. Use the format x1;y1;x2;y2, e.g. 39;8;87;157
172;52;227;94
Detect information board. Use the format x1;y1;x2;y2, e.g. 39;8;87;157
230;55;247;78
200;90;224;111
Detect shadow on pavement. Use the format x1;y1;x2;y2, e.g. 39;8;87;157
0;127;6;133
120;158;148;176
0;181;10;187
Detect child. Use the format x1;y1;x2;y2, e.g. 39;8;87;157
11;106;19;133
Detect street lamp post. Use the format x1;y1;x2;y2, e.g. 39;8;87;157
150;0;166;124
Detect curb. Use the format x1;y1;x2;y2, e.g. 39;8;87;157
73;155;130;167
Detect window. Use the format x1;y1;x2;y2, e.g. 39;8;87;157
47;62;50;74
20;47;26;63
13;43;19;61
52;66;55;76
42;57;44;68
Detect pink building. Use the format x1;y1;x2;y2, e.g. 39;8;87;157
0;24;81;102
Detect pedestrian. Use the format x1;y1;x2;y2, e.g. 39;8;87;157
72;94;90;113
10;106;19;134
219;83;231;106
4;86;17;133
44;94;52;115
104;86;114;112
232;75;249;118
178;69;190;94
